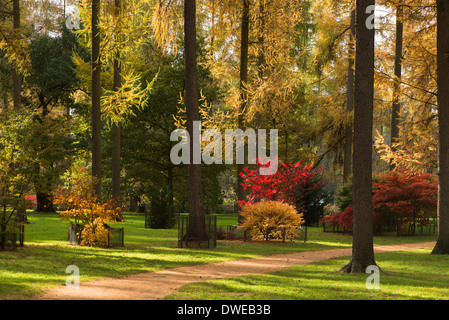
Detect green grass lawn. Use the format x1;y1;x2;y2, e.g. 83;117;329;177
165;249;449;300
0;211;439;299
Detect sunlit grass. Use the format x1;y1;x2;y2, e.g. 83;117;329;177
0;211;438;299
166;249;449;300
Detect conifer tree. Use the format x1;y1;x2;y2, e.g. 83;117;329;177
340;0;377;273
432;0;449;255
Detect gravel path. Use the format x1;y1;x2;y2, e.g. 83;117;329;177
35;241;436;300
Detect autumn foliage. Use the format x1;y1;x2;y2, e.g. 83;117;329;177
240;201;304;241
372;169;437;234
239;159;324;207
54;167;124;247
321;169;438;234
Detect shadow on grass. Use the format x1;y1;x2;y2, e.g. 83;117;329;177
0;213;439;300
167;249;449;300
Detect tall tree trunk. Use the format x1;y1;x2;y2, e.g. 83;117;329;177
390;5;403;170
167;166;174;224
343;9;355;183
185;0;206;239
13;0;27;222
237;0;250;222
340;0;377;273
12;0;21;111
91;0;102;197
112;0;122;204
255;0;264;153
432;0;449;255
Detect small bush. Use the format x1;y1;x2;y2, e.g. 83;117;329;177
54;167;124;247
240;201;304;241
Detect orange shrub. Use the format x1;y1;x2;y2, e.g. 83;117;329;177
54;167;123;247
240;201;304;241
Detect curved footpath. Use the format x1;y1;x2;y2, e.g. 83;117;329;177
36;241;436;300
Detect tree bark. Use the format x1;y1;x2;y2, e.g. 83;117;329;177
12;0;27;222
237;0;250;223
432;0;449;255
340;0;377;273
91;0;102;197
390;5;403;170
112;0;122;203
185;0;206;240
343;9;355;183
12;0;21;110
167;166;174;224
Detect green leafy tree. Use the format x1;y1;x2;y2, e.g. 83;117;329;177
25;29;80;211
0;109;35;250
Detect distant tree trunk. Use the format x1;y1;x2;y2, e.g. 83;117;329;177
13;0;27;223
129;197;137;212
167;166;174;223
112;0;122;204
343;9;355;183
91;0;102;197
237;0;250;223
432;0;449;255
185;0;206;239
34;164;55;212
390;5;403;170
255;0;264;168
35;192;55;212
12;0;21;111
340;0;377;273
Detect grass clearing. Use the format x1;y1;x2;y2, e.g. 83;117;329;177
0;211;439;299
165;249;449;300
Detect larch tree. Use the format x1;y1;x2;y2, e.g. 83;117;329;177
12;0;21;111
112;0;122;203
185;0;207;239
12;0;27;222
432;0;449;255
343;6;355;183
237;0;250;222
389;4;403;170
74;0;153;201
91;0;102;197
374;0;437;172
340;0;377;273
308;0;361;175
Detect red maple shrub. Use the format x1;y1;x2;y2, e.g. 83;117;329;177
238;158;324;207
372;169;437;234
321;169;437;234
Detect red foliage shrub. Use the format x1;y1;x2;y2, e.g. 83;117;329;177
372;169;437;220
321;169;437;233
238;159;324;207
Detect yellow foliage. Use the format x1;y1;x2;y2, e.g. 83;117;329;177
54;166;124;247
240;201;304;241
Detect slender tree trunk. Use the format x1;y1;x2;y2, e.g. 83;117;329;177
390;5;403;170
91;0;102;197
0;220;6;251
432;0;449;255
343;9;355;183
185;0;206;239
12;0;21;110
112;0;122;203
255;0;264;153
237;0;250;223
340;0;377;273
12;0;27;223
167;166;174;224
